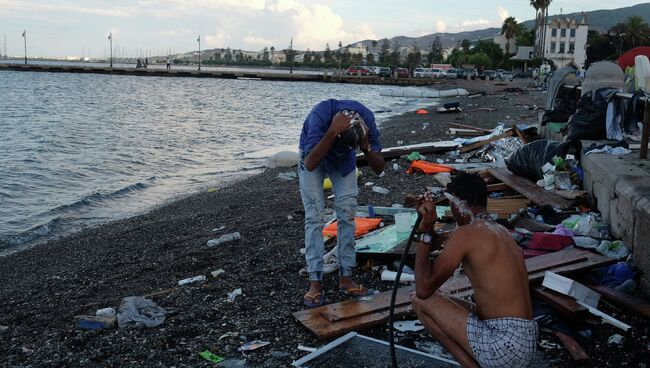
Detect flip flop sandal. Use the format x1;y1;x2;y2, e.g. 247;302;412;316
339;286;375;298
303;291;324;308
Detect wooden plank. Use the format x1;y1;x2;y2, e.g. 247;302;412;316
459;130;513;153
488;166;573;209
356;142;458;165
446;123;493;133
576;276;650;319
555;331;589;361
319;288;412;323
532;286;588;317
512;124;528;144
487;183;510;192
448;128;486;137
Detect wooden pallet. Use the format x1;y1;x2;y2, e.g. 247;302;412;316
488;166;573;208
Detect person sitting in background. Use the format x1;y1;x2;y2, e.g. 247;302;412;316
411;172;538;368
298;99;384;308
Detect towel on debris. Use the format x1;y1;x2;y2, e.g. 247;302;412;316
322;217;382;238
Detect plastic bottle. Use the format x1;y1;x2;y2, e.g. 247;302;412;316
207;232;241;247
372;186;390;194
178;275;206;286
95;307;116;317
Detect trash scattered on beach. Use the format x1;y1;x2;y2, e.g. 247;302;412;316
238;340;270;352
608;334;624;345
276;172;297;182
297;344;317;352
211;269;226;278
207;232;241;247
178;275;206;286
199;350;225;363
212;225;226;232
372;186;389;194
227;288;243;302
207;188;218;193
76;315;116;330
394;320;425;332
95;307;116;317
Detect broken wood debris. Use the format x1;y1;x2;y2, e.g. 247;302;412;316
458;130;513;153
294;248;615;339
488;166;573;209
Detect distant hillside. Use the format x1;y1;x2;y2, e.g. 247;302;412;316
355;2;650;50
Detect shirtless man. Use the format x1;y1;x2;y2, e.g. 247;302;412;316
411;172;538;368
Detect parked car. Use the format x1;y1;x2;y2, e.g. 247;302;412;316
445;68;459;79
394;67;410;78
514;71;529;78
377;67;391;77
367;66;380;75
480;70;497;80
500;71;514;81
456;68;477;80
413;67;433;78
346;66;371;76
430;68;447;78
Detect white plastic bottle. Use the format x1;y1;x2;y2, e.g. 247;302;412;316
207;232;241;247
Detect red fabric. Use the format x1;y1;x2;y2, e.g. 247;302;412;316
527;233;574;252
416;109;429;114
406;160;455;175
617;46;650;70
322;217;382;238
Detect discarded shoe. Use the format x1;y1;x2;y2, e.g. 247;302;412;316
303;291;324;308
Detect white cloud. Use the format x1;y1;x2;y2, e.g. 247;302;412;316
205;31;231;47
243;33;274;47
435;20;447;32
0;0;135;17
460;19;492;27
496;6;509;21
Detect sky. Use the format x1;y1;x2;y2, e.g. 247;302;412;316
0;0;645;58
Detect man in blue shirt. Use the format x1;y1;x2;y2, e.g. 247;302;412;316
298;99;384;307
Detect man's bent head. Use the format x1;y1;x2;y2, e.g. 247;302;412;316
445;171;488;225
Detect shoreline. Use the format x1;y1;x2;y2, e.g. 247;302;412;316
2;79;597;367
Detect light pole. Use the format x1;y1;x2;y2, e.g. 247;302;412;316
197;35;201;71
22;30;26;64
289;37;293;74
108;32;113;67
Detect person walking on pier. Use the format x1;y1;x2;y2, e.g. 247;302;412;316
144;58;149;69
166;58;171;69
298;99;384;308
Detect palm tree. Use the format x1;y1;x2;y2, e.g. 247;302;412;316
530;0;552;58
501;17;518;55
624;16;650;49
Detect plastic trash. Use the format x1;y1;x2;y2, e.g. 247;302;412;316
381;270;415;283
506;139;582;182
199;350;225;363
276;172;297;181
212;225;226;232
392;163;400;171
608;334;624;345
572;214;603;237
77;315;116;330
238;340;270;352
597;240;631;259
210;269;225;278
207;232;241;247
227;288;242;302
372;186;390;194
96;307;116;317
178;275;206;286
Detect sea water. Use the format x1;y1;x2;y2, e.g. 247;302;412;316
0;68;434;254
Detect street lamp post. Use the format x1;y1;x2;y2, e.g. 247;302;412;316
197;35;201;71
289;37;293;74
108;32;113;67
22;30;26;64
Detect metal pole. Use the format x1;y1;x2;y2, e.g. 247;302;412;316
197;35;201;71
109;32;113;67
22;30;27;64
289;37;293;74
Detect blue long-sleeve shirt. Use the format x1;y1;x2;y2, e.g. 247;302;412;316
299;99;381;176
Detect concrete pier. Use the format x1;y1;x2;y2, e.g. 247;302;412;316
0;63;445;86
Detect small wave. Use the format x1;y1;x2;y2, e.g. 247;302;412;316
50;176;158;214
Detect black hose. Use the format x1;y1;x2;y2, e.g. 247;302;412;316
388;213;423;368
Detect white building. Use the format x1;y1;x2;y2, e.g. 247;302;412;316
538;13;589;69
492;34;518;55
345;43;368;58
271;51;286;64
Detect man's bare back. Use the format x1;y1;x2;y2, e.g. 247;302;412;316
449;219;533;320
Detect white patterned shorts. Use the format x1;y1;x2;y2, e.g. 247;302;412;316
466;313;538;368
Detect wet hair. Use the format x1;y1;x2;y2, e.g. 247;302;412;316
446;171;488;208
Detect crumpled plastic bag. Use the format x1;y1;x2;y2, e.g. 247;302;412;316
570;214;604;238
117;296;166;328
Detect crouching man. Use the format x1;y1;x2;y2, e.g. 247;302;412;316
411;172;538;368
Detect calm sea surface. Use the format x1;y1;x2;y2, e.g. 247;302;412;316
0;67;434;254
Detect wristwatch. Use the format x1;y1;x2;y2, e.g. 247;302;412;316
412;232;434;245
